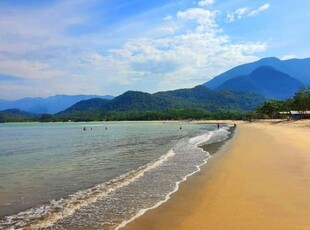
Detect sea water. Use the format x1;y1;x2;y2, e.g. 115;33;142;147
0;121;230;229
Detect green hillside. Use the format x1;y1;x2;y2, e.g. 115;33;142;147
0;109;38;123
56;85;264;121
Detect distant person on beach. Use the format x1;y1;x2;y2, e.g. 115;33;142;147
217;123;220;129
234;123;237;128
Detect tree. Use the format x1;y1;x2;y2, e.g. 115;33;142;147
292;86;310;112
39;114;55;122
256;100;286;118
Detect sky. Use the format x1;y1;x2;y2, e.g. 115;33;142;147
0;0;309;100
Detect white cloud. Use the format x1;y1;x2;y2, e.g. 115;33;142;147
0;57;65;80
236;7;248;18
226;13;235;22
177;8;218;32
226;7;248;22
0;1;92;55
281;54;297;60
85;7;266;91
151;25;179;35
0;0;268;99
163;15;173;21
198;0;215;7
248;3;270;17
226;3;270;22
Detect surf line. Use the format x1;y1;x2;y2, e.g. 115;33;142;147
1;149;176;229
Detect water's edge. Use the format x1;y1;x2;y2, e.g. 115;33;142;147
0;124;234;229
117;126;236;230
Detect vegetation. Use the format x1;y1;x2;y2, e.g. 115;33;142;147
55;109;250;122
254;87;310;119
2;86;308;123
0;109;39;123
53;86;264;122
1;85;262;122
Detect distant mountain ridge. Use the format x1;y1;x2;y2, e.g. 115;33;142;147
204;57;310;89
2;56;308;121
0;109;38;123
216;66;302;100
58;85;265;120
0;86;264;122
0;95;114;114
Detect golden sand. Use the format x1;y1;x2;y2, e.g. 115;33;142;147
123;120;310;230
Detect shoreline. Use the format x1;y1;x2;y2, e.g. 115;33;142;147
0;121;229;229
119;125;236;230
116;125;235;230
123;120;310;230
0;119;237;124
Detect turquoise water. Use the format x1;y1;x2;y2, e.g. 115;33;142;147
0;121;228;229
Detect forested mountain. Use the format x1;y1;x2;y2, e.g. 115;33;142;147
3;56;309;122
56;85;264;121
216;66;302;100
0;109;38;122
0;95;114;114
204;57;310;88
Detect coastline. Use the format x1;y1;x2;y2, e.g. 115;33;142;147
0;121;227;229
123;120;310;230
115;124;234;230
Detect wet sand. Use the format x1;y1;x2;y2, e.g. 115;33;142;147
123;120;310;230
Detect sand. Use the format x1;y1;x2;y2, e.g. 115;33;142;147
123;120;310;230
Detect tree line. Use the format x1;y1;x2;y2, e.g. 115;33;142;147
254;87;310;119
1;87;309;123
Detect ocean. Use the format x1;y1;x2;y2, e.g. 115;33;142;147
0;121;230;229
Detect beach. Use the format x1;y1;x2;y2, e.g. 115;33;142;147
123;120;310;230
0;122;223;229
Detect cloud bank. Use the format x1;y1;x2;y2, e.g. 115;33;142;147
0;0;267;99
226;3;270;22
198;0;215;7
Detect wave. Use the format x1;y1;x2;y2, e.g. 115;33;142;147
115;131;218;229
0;149;176;229
1;127;231;230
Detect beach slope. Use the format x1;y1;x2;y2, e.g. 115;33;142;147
123;121;310;230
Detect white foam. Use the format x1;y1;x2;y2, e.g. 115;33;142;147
115;132;215;230
189;132;213;146
0;149;176;229
116;155;210;229
1;128;231;229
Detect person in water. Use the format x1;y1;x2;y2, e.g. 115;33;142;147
217;123;220;129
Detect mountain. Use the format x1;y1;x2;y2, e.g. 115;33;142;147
0;109;38;123
64;90;177;113
57;85;265;120
217;66;303;100
0;95;114;114
63;98;111;113
204;57;310;88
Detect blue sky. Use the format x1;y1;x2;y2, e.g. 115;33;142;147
0;0;309;99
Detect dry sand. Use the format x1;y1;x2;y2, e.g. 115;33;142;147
123;120;310;230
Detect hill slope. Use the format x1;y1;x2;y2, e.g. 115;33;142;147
217;66;302;100
204;57;310;88
0;95;114;114
57;86;265;120
0;109;38;122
